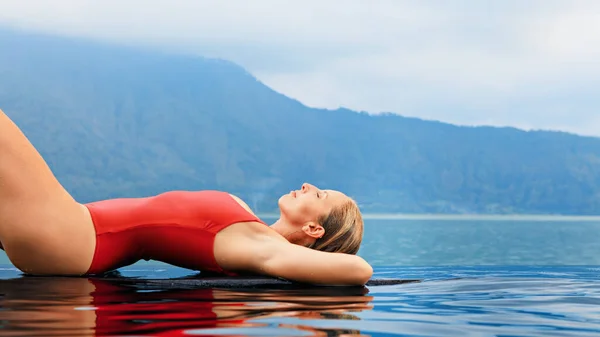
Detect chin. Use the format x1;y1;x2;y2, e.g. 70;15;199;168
278;193;294;204
276;196;288;214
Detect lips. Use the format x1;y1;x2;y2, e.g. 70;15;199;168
291;191;297;198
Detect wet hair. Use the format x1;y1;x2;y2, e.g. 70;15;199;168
310;198;364;255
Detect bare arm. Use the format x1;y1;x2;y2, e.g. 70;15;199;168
260;240;373;286
216;233;373;286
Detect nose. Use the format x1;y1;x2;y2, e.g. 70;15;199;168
301;183;313;192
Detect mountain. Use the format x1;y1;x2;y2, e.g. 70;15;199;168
1;28;600;215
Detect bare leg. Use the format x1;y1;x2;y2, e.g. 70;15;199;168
0;108;96;275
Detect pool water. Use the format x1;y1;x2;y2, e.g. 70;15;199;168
2;218;600;336
1;265;599;336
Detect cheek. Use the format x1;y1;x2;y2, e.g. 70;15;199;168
281;197;310;220
296;199;321;219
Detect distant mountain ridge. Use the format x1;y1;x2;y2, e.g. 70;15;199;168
2;28;600;215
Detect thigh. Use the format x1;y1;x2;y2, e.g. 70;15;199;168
1;198;97;275
0;109;96;275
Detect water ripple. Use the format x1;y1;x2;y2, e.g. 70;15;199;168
1;265;599;336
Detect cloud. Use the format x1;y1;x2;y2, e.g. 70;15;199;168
1;0;599;136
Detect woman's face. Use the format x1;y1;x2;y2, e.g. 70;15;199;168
278;183;348;225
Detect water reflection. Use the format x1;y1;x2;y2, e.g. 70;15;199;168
0;275;374;336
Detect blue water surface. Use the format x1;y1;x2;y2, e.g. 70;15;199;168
1;218;599;336
1;265;599;336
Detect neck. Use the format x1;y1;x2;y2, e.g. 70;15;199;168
270;218;314;247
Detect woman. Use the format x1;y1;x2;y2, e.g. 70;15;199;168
0;108;372;285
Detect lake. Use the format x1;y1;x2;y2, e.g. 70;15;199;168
1;217;600;336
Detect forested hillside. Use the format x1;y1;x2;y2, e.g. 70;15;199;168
2;29;600;214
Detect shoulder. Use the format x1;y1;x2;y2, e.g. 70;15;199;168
228;193;257;216
213;217;286;273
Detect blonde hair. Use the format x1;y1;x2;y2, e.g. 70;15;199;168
310;199;364;255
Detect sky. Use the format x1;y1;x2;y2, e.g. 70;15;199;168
1;0;599;136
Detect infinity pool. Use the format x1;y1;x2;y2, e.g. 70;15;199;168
1;265;599;336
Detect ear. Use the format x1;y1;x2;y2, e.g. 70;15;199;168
302;221;325;239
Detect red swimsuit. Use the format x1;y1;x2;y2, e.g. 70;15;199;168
83;190;267;275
